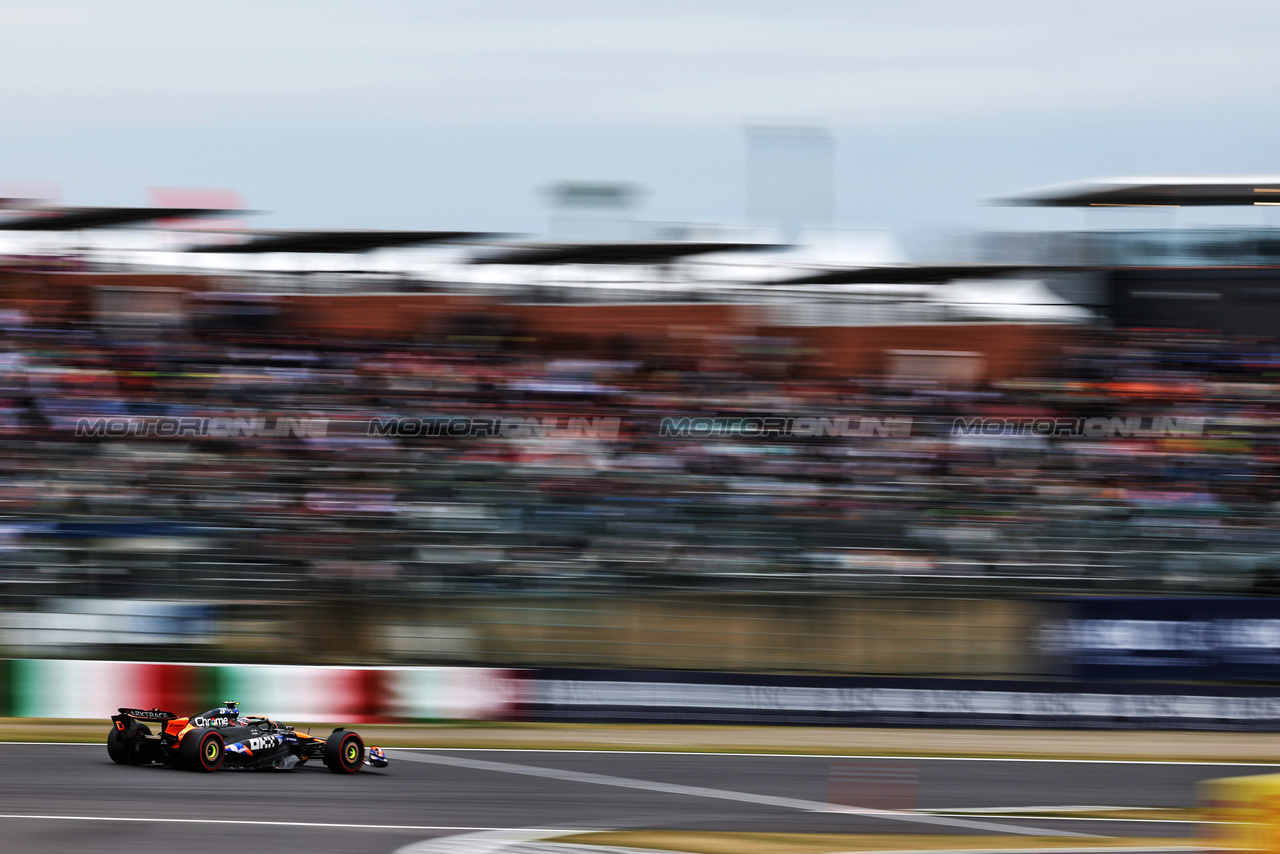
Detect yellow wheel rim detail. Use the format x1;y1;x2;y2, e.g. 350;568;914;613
205;741;219;761
346;744;359;762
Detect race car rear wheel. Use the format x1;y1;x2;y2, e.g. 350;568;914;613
324;729;364;773
179;727;224;772
107;726;128;765
107;722;151;766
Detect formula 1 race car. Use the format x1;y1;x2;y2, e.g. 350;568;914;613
107;701;389;773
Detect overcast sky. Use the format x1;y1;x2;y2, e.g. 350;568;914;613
3;1;1279;244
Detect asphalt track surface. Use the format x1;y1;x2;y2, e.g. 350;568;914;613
0;743;1263;854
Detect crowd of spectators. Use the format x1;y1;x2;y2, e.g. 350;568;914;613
0;306;1277;616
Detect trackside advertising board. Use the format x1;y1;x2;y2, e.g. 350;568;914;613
1038;597;1280;681
530;668;1280;731
0;660;523;721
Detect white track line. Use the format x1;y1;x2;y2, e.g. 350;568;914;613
0;815;579;832
389;828;1204;854
387;750;1094;838
924;807;1145;814
914;807;1206;824
912;815;1210;825
393;827;578;854
389;748;1280;767
821;848;1203;854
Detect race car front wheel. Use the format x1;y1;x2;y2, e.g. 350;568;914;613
324;729;364;774
179;728;225;772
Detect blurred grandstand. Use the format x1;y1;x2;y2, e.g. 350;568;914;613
0;178;1278;674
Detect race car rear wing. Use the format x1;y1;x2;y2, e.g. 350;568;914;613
115;707;179;721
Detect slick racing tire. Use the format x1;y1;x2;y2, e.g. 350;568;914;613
324;729;364;774
107;722;151;766
106;726;127;765
179;727;225;772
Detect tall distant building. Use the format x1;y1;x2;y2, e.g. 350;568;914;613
745;124;834;242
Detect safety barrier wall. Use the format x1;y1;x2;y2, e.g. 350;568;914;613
0;660;522;722
528;667;1280;731
8;658;1280;731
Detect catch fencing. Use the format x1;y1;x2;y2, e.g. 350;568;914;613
0;593;1043;677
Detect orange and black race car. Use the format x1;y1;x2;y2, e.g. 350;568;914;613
107;701;388;773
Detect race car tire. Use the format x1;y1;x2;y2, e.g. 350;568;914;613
179;727;225;772
106;727;128;765
324;729;364;774
107;722;151;766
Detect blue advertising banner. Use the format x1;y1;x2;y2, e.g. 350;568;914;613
1039;597;1280;682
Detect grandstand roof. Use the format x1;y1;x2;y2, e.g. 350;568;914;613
185;229;491;254
472;240;782;266
774;263;1059;285
1001;176;1280;207
0;206;246;231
